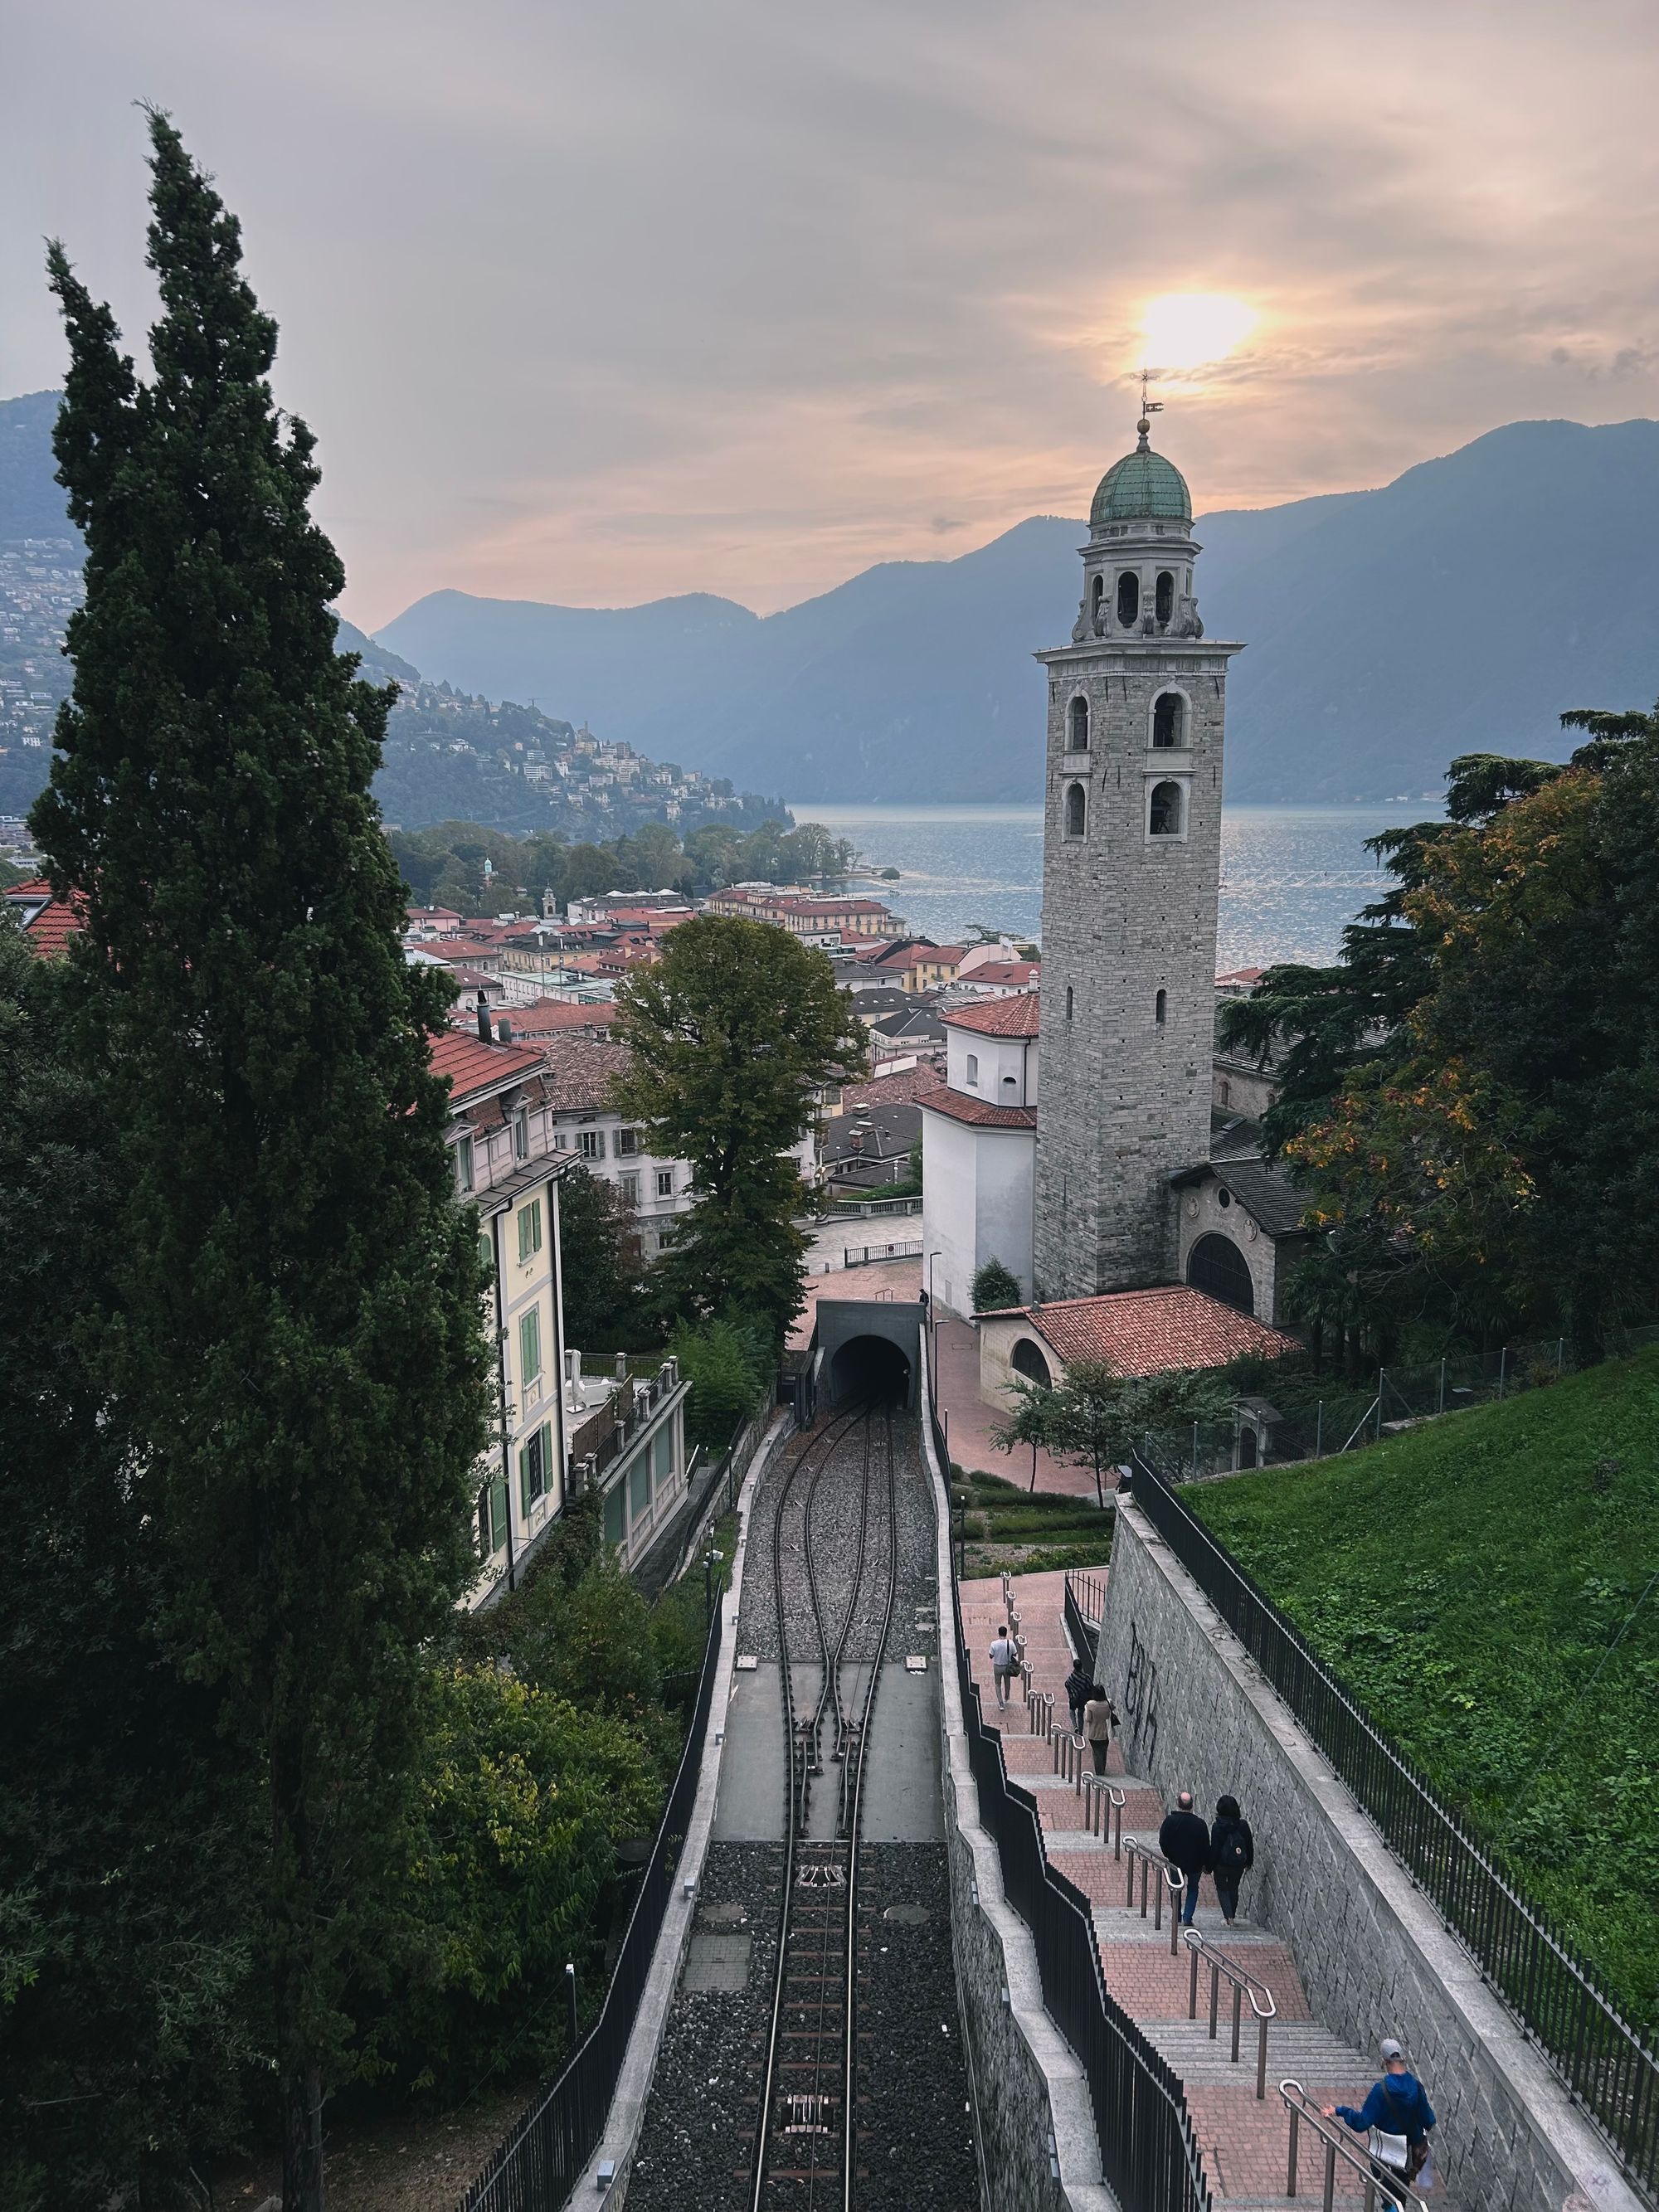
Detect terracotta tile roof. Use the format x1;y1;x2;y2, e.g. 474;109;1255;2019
428;1028;544;1106
4;878;83;958
484;999;615;1036
966;961;1039;987
985;1286;1297;1375
916;1084;1036;1130
942;993;1040;1038
535;1038;635;1114
836;1065;939;1111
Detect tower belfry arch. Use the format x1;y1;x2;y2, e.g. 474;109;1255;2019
1033;405;1245;1297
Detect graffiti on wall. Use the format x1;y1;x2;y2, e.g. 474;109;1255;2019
1122;1617;1160;1772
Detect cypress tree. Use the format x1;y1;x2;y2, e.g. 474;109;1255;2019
34;114;492;2207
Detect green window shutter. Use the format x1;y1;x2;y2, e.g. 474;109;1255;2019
603;1480;625;1547
531;1198;542;1252
518;1305;541;1382
489;1475;509;1554
518;1443;531;1516
541;1422;555;1505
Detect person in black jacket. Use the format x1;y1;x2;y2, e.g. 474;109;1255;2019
1209;1794;1254;1924
1064;1661;1093;1733
1157;1790;1210;1925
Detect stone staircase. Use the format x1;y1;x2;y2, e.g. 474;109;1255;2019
961;1569;1444;2209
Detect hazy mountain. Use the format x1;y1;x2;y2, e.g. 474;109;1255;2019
380;421;1659;803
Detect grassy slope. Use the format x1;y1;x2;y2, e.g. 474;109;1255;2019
1188;1347;1659;2035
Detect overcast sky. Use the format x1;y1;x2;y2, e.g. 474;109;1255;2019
6;0;1658;625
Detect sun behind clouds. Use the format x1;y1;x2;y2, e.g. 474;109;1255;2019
1138;292;1258;372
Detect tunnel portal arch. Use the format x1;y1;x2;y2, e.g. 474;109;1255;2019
813;1296;922;1411
829;1334;912;1406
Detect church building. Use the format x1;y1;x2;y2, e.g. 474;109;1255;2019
920;409;1309;1339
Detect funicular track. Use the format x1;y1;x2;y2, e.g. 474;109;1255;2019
750;1402;900;2212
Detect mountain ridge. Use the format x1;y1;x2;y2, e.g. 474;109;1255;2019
379;419;1659;804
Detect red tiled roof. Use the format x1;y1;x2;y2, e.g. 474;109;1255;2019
536;1038;634;1114
481;999;615;1036
1216;967;1264;987
4;878;83;958
916;1084;1036;1130
943;994;1040;1038
835;1065;939;1111
985;1286;1297;1376
428;1028;544;1105
968;961;1039;986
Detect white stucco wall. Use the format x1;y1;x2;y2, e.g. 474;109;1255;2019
922;1108;1035;1318
945;1028;1039;1108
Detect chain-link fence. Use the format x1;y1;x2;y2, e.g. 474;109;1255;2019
1146;1324;1659;1481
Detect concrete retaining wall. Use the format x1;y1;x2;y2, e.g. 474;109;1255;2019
922;1344;1116;2212
1097;1505;1640;2212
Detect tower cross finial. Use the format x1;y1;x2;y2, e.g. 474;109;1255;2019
1137;367;1164;449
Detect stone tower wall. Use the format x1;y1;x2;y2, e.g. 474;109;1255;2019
1032;638;1238;1299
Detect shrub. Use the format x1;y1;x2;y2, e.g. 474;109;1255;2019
971;1257;1022;1312
672;1314;771;1451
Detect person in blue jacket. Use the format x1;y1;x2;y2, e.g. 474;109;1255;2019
1324;2039;1436;2185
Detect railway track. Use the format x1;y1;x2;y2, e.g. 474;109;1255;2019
749;1402;899;2212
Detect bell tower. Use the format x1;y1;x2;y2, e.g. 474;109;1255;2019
1032;406;1244;1299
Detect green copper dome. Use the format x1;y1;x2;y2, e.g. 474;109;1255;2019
1091;431;1192;529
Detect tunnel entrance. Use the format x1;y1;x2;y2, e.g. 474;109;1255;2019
829;1334;912;1407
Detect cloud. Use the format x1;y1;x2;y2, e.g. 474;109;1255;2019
3;0;1659;621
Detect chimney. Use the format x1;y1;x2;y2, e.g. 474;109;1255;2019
496;1016;513;1044
475;989;490;1043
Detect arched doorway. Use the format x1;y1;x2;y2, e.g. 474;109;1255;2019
1011;1336;1052;1388
1187;1233;1255;1316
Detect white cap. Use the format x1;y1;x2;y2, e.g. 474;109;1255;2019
1380;2037;1404;2062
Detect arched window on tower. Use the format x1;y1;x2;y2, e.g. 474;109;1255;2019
1091;574;1105;625
1064;781;1087;839
1068;695;1089;751
1149;780;1183;837
1188;1232;1255;1315
1155;989;1167;1025
1152;693;1185;748
1065;984;1074;1023
1116;571;1140;627
1155;570;1175;626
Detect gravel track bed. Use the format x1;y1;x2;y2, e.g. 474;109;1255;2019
738;1413;935;1666
854;1843;980;2212
624;1840;786;2212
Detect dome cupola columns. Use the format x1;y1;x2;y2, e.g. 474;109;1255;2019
1070;387;1208;643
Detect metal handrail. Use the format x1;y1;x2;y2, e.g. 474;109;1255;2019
1122;1838;1185;1953
1183;1928;1276;2099
1081;1775;1126;1855
1280;2079;1427;2212
1050;1723;1084;1785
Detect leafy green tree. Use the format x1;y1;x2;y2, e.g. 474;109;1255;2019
557;1163;645;1349
611;916;868;1341
616;819;683;888
994;1358;1234;1505
367;1664;661;2098
33;117;493;2207
971;1257;1023;1312
1225;725;1659;1356
0;921;260;2206
672;1313;773;1449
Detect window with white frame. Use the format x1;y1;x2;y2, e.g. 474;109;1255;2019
966;1053;980;1086
455;1134;474;1194
577;1129;605;1161
513;1107;529;1161
615;1127;640;1156
655;1168;674;1199
518;1420;552;1511
619;1171;640;1205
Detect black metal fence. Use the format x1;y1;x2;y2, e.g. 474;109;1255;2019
929;1393;1212;2212
1130;1457;1659;2200
455;1601;723;2212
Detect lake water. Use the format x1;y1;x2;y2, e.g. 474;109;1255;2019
788;800;1443;970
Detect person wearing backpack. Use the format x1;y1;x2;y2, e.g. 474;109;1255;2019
987;1626;1019;1709
1325;2039;1437;2186
1209;1794;1254;1925
1064;1660;1093;1733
